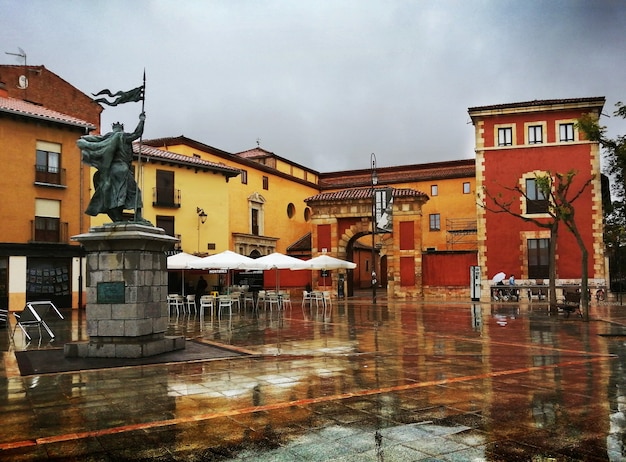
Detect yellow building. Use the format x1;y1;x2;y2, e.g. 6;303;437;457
141;138;320;256
89;141;241;255
0;83;95;310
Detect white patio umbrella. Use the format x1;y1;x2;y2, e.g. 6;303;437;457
254;252;304;291
293;254;357;286
294;254;357;270
167;252;202;270
189;250;266;292
189;250;263;270
166;252;202;295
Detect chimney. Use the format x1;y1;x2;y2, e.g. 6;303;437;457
0;81;7;98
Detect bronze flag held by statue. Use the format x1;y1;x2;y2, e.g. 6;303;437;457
92;85;144;107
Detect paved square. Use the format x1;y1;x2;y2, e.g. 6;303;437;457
0;299;623;460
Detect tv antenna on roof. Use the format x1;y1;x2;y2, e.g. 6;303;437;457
5;47;27;66
5;47;28;90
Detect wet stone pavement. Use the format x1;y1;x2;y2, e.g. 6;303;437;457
2;297;626;461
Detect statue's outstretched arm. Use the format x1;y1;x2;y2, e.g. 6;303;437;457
126;112;146;142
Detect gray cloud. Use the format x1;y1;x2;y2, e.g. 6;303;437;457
2;0;625;171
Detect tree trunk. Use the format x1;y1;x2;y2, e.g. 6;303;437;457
570;223;590;321
581;244;589;321
548;222;559;313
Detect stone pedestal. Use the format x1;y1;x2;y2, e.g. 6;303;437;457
65;223;185;358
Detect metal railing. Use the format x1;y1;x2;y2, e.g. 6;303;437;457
152;187;181;208
34;166;66;186
446;218;477;249
30;219;69;243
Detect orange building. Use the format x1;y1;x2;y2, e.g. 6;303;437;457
0;82;95;310
319;159;477;252
0;65;101;131
316;160;477;297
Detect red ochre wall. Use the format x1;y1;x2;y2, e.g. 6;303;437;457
423;252;477;286
482;112;596;280
263;268;311;289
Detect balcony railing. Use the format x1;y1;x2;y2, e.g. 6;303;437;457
152;187;181;208
526;199;549;214
30;220;69;244
34;165;66;186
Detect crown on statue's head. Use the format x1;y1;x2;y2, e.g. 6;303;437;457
112;122;124;131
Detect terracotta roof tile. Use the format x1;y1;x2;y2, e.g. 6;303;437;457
235;147;274;159
286;233;311;252
133;143;241;176
0;95;95;129
305;187;428;203
468;96;605;113
143;136;319;184
143;136;233;157
319;160;474;189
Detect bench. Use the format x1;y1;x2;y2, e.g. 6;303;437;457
527;287;547;301
556;291;582;317
491;286;519;301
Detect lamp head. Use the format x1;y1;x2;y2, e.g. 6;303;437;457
197;207;208;224
370;152;378;185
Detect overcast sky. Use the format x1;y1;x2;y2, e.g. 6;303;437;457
2;0;626;172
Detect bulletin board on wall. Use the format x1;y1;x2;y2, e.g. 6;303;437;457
26;257;72;307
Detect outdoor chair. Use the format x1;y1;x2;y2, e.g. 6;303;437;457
256;290;266;310
230;292;242;312
280;292;292;310
322;291;332;308
302;290;312;307
199;295;214;317
12;301;63;341
218;295;233;318
167;294;184;316
185;294;196;313
243;292;255;310
311;291;324;308
266;292;281;311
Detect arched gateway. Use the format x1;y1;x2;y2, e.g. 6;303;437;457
304;187;429;298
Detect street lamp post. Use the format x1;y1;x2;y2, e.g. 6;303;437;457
371;153;378;305
196;207;207;253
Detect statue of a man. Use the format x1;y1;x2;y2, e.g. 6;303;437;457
77;112;149;224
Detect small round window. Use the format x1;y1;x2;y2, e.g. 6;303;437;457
287;203;296;219
304;207;311;222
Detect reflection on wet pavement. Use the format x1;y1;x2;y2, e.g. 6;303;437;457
1;299;626;460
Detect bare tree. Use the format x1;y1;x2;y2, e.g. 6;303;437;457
540;172;594;320
480;170;594;319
